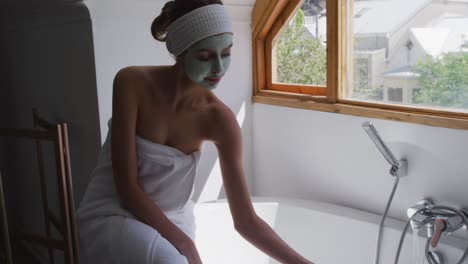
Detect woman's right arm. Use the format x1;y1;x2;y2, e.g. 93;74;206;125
110;67;202;263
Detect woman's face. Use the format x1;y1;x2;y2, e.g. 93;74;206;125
182;33;233;90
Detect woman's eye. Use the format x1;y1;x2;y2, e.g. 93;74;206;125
195;51;230;61
195;52;211;61
196;57;210;61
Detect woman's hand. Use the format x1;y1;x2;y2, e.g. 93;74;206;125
178;238;203;264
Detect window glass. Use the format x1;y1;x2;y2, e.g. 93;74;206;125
345;0;468;112
273;0;327;86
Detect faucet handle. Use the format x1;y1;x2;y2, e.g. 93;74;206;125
431;218;447;248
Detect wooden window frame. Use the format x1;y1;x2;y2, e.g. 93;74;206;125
252;0;468;130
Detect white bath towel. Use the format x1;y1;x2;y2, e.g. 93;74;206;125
76;119;201;264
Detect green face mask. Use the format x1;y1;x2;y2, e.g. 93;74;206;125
182;33;233;90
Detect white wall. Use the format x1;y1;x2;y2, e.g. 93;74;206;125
253;104;468;221
85;0;255;202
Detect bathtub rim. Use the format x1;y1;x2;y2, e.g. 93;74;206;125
195;195;467;251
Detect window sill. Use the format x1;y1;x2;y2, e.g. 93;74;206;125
253;90;468;130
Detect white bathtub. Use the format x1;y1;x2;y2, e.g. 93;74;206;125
193;197;467;264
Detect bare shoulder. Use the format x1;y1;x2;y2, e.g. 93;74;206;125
114;66;150;90
205;99;241;147
113;66;157;102
210;100;237;124
112;66;154;121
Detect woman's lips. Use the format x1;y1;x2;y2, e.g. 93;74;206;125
205;76;222;84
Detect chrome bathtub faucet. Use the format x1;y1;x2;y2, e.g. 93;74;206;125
404;199;468;264
407;199;465;240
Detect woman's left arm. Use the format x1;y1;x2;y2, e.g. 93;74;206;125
208;104;315;264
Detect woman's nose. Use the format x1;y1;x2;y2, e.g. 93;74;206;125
211;56;223;74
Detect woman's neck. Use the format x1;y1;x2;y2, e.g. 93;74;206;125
166;63;211;110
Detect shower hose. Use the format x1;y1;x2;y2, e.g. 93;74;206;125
375;175;400;264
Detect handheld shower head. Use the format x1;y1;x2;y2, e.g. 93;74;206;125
362;121;407;177
362;121;399;167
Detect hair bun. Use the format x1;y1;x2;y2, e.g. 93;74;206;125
151;1;176;42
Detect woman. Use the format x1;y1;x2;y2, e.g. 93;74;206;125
76;1;314;263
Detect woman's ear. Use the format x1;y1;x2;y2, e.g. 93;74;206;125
177;50;187;61
176;55;183;64
175;50;188;67
174;54;182;65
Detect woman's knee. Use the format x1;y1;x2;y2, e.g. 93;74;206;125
151;237;188;264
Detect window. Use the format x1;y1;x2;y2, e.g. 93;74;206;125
273;1;327;89
345;0;468;112
412;88;422;103
252;0;468;130
387;88;403;103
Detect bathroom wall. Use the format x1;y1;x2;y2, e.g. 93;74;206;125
84;0;255;202
253;105;468;221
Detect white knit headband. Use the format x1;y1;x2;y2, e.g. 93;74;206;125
166;4;233;56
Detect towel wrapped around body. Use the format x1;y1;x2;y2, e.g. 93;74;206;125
76;118;201;264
